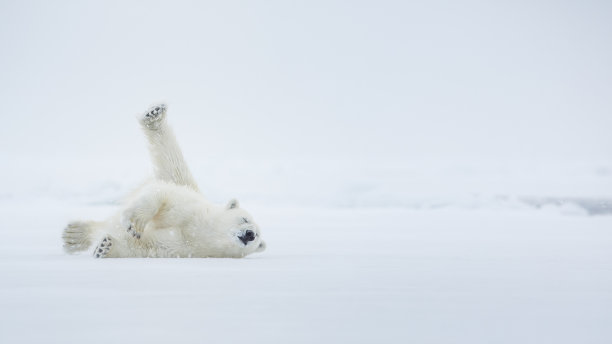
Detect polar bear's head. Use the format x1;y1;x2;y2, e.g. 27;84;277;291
208;199;266;257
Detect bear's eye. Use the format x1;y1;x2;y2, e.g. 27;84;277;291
241;217;249;224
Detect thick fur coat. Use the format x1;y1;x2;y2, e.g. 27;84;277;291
62;104;266;258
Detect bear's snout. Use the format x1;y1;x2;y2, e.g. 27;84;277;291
239;230;256;245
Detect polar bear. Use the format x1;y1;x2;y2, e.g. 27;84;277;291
62;104;266;258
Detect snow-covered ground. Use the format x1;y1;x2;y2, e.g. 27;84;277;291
1;119;611;344
1;182;611;343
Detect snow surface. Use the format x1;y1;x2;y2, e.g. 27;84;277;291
1;198;611;343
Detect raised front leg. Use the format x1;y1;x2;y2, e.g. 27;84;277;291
140;104;200;192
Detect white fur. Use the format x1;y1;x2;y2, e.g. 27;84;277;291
62;104;265;258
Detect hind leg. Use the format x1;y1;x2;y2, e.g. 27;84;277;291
139;104;200;192
62;221;98;253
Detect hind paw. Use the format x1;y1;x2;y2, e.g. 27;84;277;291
62;221;92;254
141;103;167;130
93;236;113;258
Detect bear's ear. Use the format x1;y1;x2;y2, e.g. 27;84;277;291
226;199;239;210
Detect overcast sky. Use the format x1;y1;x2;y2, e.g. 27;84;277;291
1;0;610;164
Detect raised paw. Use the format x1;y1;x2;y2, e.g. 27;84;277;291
127;224;142;239
141;103;167;130
93;236;113;258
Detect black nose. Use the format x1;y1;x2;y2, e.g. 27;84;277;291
239;230;256;245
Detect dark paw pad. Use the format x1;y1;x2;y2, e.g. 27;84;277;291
144;104;166;118
127;225;141;239
93;236;113;258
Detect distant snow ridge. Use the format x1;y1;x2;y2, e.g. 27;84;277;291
2;156;611;215
334;190;612;215
521;197;612;216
